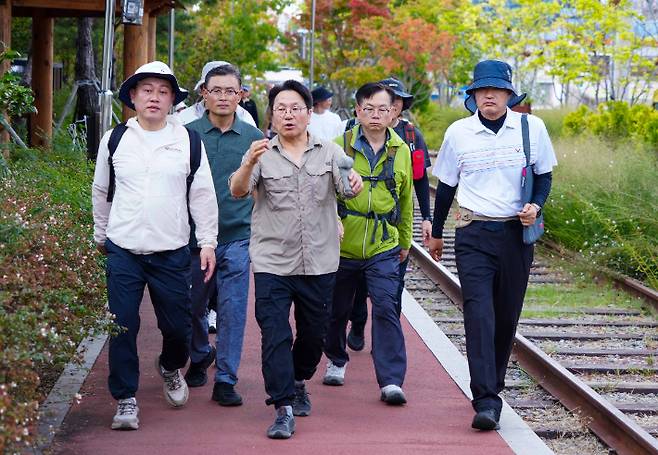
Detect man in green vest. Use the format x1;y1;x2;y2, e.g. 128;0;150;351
323;82;413;404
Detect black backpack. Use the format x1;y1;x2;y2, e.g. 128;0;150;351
105;122;202;208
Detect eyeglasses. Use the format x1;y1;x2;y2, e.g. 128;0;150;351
272;105;308;116
207;87;240;97
360;106;391;116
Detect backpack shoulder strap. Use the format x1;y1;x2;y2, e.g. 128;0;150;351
342;129;355;158
185;126;202;200
106;122;128;202
521;114;530;166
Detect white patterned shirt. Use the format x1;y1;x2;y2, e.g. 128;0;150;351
432;108;557;218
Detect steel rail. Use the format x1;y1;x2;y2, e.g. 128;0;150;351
409;241;658;455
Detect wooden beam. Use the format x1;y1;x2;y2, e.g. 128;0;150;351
0;0;11;145
12;0;105;11
147;13;157;62
122;14;149;121
30;11;53;148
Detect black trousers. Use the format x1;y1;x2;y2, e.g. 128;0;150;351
105;239;192;400
254;272;335;407
455;221;533;414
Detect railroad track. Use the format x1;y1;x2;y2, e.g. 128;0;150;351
405;197;658;454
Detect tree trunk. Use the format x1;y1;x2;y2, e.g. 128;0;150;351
74;17;98;122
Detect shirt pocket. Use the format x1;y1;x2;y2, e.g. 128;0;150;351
305;161;333;205
262;167;296;211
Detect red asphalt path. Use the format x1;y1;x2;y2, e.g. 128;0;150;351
51;279;513;455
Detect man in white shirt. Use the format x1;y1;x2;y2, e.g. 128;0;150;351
177;60;256;128
307;86;344;140
428;60;557;431
92;61;218;431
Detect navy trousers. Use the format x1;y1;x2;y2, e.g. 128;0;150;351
349;256;409;329
254;272;335;408
455;221;533;414
325;248;407;388
105;239;192;400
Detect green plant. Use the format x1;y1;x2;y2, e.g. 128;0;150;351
0;134;112;452
413;103;469;150
0;48;36;119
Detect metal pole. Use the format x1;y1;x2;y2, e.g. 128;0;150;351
100;0;116;136
309;0;316;90
168;8;175;70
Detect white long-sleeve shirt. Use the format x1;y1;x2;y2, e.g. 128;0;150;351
92;117;218;254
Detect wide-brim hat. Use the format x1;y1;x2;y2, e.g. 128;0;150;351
311;86;333;104
379;77;413;111
194;60;230;92
118;61;187;111
463;60;527;113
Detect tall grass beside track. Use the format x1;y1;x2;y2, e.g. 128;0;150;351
545;135;657;289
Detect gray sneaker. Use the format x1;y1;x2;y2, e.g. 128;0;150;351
380;384;407;405
155;355;189;407
322;360;346;386
111;397;139;430
267;406;295;439
292;382;311;417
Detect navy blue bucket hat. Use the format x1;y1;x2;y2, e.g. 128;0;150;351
464;60;526;113
379;77;414;111
311;86;333;105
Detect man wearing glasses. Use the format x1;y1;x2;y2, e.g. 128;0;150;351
185;64;264;406
323;82;413;406
230;80;363;439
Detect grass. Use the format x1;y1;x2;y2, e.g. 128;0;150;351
546;135;658;289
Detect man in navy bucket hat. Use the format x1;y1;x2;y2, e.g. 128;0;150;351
427;60;557;431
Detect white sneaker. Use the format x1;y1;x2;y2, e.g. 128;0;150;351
380;384;407;405
208;309;217;334
322;360;346;386
155;356;189;407
111;397;139;430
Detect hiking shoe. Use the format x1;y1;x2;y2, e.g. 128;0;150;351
208;309;217;334
111;397;139;430
267;406;295;439
155;355;189;407
472;409;500;431
323;360;346;386
292;382;311;417
380;385;407;405
347;325;365;351
184;345;216;387
211;382;243;406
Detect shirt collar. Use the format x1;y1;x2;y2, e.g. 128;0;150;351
200;111;244;135
270;132;321;153
469;107;518;134
354;125;391;152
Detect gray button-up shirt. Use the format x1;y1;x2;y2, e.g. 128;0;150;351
233;134;350;276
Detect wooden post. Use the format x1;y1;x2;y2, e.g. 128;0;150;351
30;12;54;148
0;0;12;145
122;14;150;121
147;14;157;62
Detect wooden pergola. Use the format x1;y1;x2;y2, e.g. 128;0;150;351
0;0;180;148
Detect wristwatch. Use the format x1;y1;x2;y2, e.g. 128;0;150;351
422;216;433;223
531;203;542;215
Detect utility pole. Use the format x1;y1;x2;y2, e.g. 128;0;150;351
309;0;316;90
100;0;116;137
169;8;175;70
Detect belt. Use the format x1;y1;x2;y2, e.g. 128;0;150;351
455;207;518;228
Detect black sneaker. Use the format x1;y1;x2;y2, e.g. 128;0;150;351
184;346;216;387
212;382;243;406
292;383;311;417
471;409;500;431
347;325;365;351
267;406;295;439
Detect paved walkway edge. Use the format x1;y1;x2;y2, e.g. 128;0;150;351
36;333;109;453
401;289;554;455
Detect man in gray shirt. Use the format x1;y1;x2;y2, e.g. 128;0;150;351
230;80;362;440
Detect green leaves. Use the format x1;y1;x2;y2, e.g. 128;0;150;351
0;48;36;118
